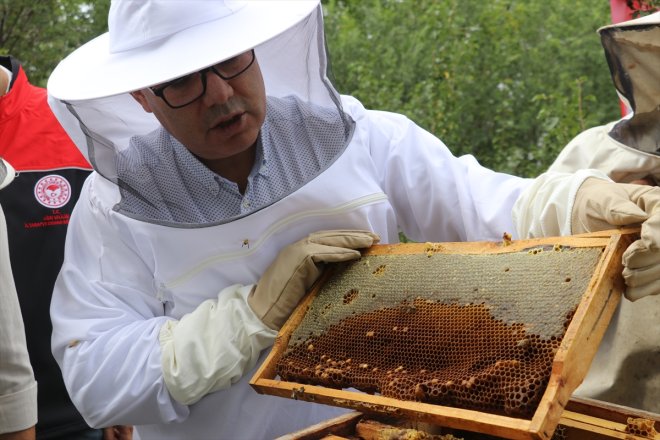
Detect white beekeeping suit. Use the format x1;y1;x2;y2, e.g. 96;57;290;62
45;1;660;438
549;11;660;413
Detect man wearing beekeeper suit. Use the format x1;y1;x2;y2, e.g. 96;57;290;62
550;12;660;414
47;1;660;438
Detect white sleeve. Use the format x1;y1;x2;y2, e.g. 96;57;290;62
549;120;660;184
0;63;12;95
0;205;37;434
511;169;612;238
348;100;613;243
350;99;531;242
50;177;272;428
159;284;276;405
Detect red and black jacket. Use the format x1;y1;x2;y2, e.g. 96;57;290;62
0;56;92;439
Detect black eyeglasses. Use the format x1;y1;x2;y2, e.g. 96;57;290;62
149;49;255;109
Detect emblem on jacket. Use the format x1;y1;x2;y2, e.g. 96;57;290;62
34;174;72;208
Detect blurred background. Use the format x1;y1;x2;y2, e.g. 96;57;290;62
1;0;655;176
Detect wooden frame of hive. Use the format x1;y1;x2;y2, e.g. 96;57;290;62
251;230;637;440
275;397;660;440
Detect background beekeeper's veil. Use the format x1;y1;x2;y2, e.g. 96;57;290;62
599;11;660;154
47;0;352;225
549;12;660;184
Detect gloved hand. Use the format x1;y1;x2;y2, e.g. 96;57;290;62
159;229;379;405
159;284;276;405
248;230;380;329
572;178;660;300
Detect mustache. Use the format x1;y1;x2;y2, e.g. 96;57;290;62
206;100;242;123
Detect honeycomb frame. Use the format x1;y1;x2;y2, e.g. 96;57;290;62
275;397;660;440
251;230;636;440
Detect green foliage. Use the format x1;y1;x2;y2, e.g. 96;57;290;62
0;1;623;177
322;0;619;177
0;0;110;87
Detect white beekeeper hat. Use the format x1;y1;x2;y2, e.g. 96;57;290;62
46;0;350;215
48;0;319;100
599;8;660;31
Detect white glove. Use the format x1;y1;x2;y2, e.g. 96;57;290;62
572;178;660;301
248;230;380;329
512;170;607;238
159;230;379;405
513;172;660;301
159;284;275;405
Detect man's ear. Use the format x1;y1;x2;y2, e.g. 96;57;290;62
130;90;154;113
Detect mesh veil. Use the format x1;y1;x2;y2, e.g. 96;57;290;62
600;18;660;155
48;4;353;226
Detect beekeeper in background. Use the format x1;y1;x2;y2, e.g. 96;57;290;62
550;11;660;414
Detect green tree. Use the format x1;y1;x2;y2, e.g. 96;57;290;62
0;0;110;87
1;1;623;177
323;0;619;176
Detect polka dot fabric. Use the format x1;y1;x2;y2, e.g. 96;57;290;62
116;95;352;225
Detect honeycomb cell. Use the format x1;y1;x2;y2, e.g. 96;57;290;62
278;299;560;417
343;289;359;304
373;265;387;276
277;248;602;419
626;417;658;438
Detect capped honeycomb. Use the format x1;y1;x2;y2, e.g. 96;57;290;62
276;246;603;418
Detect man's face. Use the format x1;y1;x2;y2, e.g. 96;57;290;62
131;56;266;162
